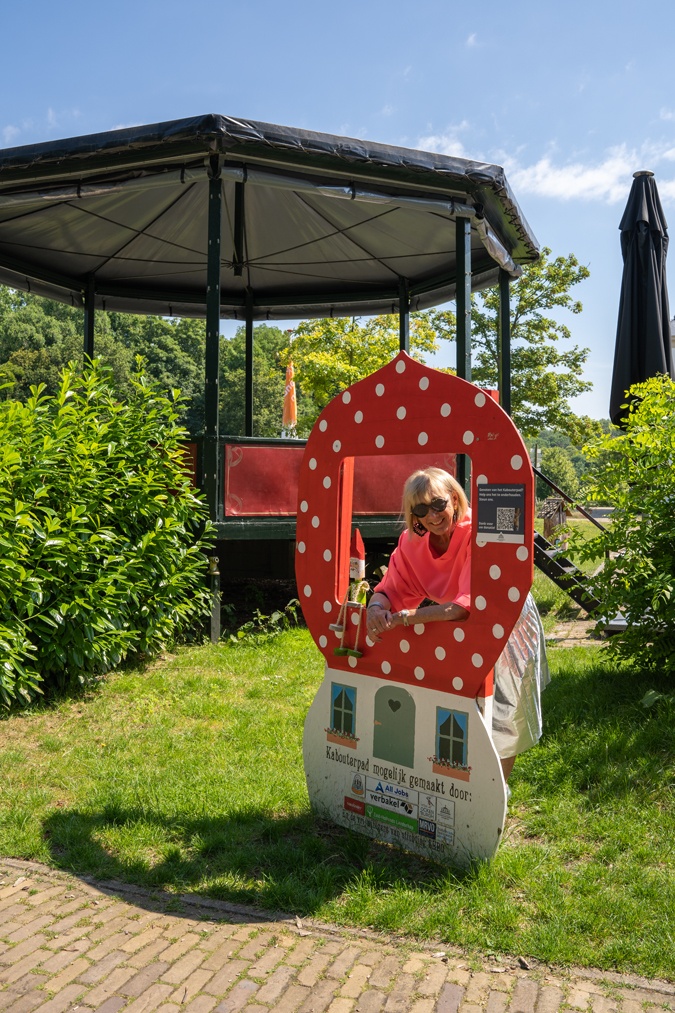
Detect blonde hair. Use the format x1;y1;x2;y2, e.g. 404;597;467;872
402;467;469;536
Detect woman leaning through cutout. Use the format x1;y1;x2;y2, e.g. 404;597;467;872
366;467;550;784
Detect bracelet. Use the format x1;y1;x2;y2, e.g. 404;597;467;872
367;602;386;611
399;609;410;626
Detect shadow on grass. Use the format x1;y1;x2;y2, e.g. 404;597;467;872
39;650;674;923
41;805;468;922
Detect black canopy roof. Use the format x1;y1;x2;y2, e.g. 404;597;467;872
0;113;539;320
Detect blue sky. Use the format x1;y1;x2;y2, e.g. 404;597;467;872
2;0;675;420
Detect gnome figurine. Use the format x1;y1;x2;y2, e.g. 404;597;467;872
330;529;369;657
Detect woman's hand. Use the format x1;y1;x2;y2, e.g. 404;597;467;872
366;600;393;642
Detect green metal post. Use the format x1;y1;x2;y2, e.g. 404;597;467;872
498;268;511;415
203;158;222;523
456;217;472;492
233;181;244;277
203;159;222;643
245;292;254;436
83;276;95;359
399;279;409;353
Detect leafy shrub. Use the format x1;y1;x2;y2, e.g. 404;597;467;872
575;374;675;672
0;360;213;706
225;599;300;645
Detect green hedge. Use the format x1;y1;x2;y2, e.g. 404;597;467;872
0;360;213;706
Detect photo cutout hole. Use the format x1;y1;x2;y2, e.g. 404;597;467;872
296;353;534;699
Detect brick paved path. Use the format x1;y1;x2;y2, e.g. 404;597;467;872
1;858;673;1013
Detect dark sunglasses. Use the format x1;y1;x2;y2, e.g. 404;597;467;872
411;497;448;518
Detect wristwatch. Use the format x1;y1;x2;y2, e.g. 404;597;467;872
398;610;410;626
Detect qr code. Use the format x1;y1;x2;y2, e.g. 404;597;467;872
496;507;516;531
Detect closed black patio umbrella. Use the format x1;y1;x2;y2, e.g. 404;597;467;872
609;170;675;427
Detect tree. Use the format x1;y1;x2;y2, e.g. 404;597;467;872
574;374;675;674
283;313;438;432
536;445;579;500
470;248;592;439
0;288;205;433
219;323;294;437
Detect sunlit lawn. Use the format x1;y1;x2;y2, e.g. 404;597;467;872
1;627;673;979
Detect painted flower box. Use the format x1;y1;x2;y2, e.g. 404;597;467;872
429;757;471;781
325;729;359;749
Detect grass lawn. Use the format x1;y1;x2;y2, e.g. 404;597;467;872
1;627;674;979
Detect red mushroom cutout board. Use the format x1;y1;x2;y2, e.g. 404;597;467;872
296;352;534;865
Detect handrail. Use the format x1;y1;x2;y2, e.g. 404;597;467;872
533;465;607;533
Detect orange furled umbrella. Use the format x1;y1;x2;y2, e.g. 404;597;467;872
282;361;297;434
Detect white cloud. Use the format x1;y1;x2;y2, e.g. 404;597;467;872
2;125;20;144
502;143;675;205
418;122;471;159
466;32;477;47
381;104;395;117
660;107;675;121
503;146;636;203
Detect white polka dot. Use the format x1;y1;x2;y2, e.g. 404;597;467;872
351;612;360;626
463;431;474;446
308;457;317;470
311;515;320;528
414;667;425;681
489;565;501;580
492;624;505;639
413;623;425;635
366;635;375;647
453;628;465;642
516;546;529;561
342;391;351;404
452;676;464;691
419;376;430;391
476;474;488;485
418;432;429;446
297;541;306;553
303;584;312;597
323;549;332;562
472;653;483;668
435;646;446;661
508;587;521;602
476;535;488;547
475;595;487;610
332;440;341;453
323;601;333;613
474;392;486;407
300;500;308;513
381;660;391;675
440;403;452;417
319;635;327;648
348;656;358;668
323;476;331;489
396;406;407;420
511;455;523;470
395;359;406;373
376;383;385;396
375;435;385;448
319;419;328;432
354;410;363;424
399;639;410;653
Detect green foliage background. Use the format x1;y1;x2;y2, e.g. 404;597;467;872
0;360;213;706
575;374;675;672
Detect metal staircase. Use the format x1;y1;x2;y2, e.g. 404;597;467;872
532;466;604;617
533;530;601;613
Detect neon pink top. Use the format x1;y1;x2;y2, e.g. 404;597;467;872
373;508;472;612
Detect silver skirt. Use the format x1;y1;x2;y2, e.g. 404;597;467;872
492;593;550;759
